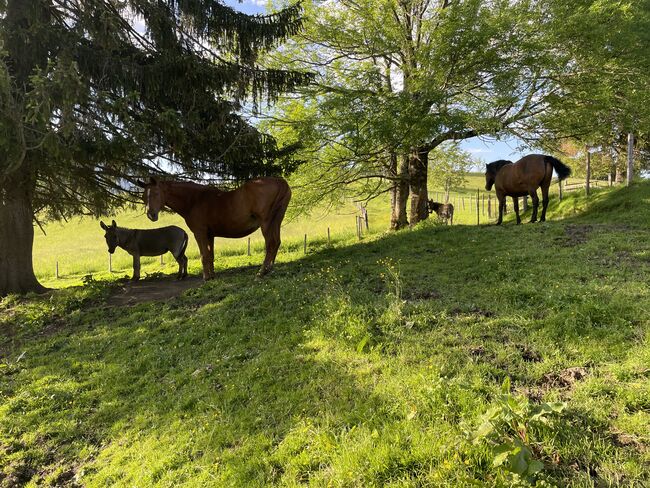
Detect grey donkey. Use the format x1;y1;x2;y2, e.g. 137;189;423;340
100;220;188;280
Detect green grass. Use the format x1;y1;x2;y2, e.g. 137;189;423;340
2;181;649;486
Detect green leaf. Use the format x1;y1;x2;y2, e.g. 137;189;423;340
528;459;544;475
356;333;370;353
501;377;511;394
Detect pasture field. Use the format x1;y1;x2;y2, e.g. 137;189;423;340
2;181;649;486
33;173;591;287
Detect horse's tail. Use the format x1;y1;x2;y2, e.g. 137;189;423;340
545;155;571;181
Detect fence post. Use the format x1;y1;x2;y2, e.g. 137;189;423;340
482;195;485;215
627;133;634;186
488;195;492;218
327;227;331;246
586;146;591;196
476;189;480;225
160;254;164;265
55;261;59;279
462;197;465;210
304;234;307;253
558;180;563;201
247;237;251;256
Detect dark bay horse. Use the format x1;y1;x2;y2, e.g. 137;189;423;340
485;154;571;225
137;177;291;279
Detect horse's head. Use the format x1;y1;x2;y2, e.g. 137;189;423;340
100;220;118;254
137;176;163;222
485;160;512;191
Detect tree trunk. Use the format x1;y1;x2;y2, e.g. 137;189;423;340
615;160;623;184
0;167;47;296
389;153;409;230
408;147;429;225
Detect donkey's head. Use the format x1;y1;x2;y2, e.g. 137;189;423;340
137;176;163;222
427;200;442;214
100;220;119;254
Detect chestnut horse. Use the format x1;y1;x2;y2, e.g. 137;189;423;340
485;154;571;225
137;177;291;279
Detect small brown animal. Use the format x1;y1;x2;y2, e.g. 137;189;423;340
427;200;454;225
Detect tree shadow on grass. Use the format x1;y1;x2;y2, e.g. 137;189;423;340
3;186;650;485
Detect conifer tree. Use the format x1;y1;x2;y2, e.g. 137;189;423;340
0;0;311;295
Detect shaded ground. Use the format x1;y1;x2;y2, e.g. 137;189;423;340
105;276;204;306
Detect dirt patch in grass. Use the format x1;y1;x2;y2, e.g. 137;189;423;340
541;366;588;390
556;225;593;247
105;276;203;307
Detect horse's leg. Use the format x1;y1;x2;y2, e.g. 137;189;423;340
529;190;539;223
260;221;280;276
258;185;291;276
208;236;215;279
496;195;505;225
540;184;550;222
513;197;521;225
132;253;140;281
194;232;213;280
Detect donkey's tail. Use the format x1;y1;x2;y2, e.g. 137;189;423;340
545;155;571;181
178;230;189;258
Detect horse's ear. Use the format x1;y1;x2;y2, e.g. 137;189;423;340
100;221;108;230
136;179;147;188
111;220;117;228
149;176;158;185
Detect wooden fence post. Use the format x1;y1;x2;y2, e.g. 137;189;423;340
160;254;164;265
586;146;591;196
488;195;492;218
476;189;480;225
55;261;59;279
627;133;634;186
304;234;307;253
482;195;485;215
327;227;331;246
247;237;251;256
558;180;563;201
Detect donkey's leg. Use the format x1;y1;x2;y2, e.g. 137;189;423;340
529;190;539;223
540;185;550;222
132;254;141;281
512;197;521;225
173;254;184;279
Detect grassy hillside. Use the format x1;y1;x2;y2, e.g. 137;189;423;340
2;182;648;486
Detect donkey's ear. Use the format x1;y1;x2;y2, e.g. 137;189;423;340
111;220;117;228
100;221;108;230
136;179;147;188
149;176;158;185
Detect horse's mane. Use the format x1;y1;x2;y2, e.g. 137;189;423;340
163;180;224;193
486;159;513;174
